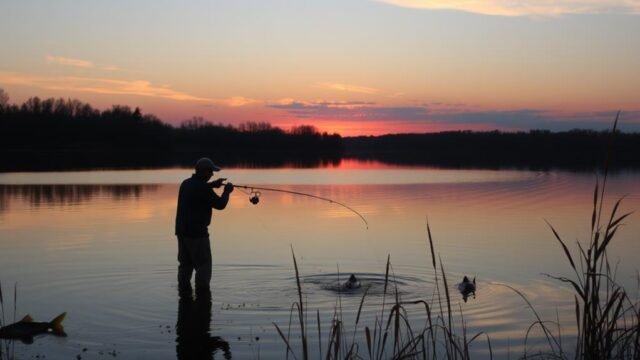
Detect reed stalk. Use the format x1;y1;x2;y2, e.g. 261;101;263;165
0;281;3;360
277;220;491;360
0;282;17;360
544;112;639;359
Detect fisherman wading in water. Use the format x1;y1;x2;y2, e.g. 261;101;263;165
175;158;234;296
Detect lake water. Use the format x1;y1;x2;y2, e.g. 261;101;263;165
0;162;638;359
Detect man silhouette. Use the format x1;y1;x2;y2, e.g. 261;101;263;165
175;157;233;295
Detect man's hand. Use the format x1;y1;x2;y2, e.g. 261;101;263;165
209;178;227;189
224;182;234;193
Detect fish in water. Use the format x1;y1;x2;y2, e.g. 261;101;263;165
457;276;476;302
343;274;361;290
0;312;66;344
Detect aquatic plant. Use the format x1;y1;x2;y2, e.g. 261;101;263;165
484;113;639;359
543;113;639;359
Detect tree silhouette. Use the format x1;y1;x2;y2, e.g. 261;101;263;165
0;92;343;171
0;88;9;110
344;129;640;170
1;90;638;171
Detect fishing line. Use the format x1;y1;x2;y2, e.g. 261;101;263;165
231;184;369;229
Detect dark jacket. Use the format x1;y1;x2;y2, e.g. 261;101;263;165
175;174;230;237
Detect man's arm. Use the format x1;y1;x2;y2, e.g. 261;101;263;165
210;182;234;210
209;178;227;189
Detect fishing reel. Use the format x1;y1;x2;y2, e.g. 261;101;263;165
249;190;261;205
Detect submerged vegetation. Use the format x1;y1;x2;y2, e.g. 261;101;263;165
2;90;640;171
276;116;639;359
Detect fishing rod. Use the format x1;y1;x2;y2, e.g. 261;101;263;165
231;184;369;229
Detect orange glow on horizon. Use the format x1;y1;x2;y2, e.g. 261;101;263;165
273;119;493;137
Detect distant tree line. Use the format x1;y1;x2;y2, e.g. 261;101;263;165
1;89;639;171
344;130;640;170
0;90;342;171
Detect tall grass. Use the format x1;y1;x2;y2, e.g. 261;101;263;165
0;281;17;360
0;280;3;360
275;224;491;360
544;113;639;359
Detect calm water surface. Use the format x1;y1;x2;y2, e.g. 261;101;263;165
0;163;639;359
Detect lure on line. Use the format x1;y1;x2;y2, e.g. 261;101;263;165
233;184;368;229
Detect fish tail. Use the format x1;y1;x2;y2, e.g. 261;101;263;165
49;312;66;337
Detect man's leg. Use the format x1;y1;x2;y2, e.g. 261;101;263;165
193;236;212;293
177;236;194;292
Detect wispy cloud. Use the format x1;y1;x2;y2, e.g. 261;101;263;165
375;0;640;16
269;99;379;118
270;99;375;108
415;109;640;131
317;82;379;94
269;99;427;120
101;65;119;71
225;96;258;107
269;98;640;131
269;99;377;110
45;55;119;71
46;55;94;69
0;72;210;102
0;71;263;106
389;92;406;98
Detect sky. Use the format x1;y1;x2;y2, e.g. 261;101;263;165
1;0;639;136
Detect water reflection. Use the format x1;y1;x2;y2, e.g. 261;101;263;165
176;290;231;360
0;184;158;213
0;169;638;359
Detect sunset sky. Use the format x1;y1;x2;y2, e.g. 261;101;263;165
1;0;639;136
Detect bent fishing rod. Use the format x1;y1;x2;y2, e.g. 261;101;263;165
229;183;369;229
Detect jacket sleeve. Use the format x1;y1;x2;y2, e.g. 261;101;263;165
209;188;230;210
